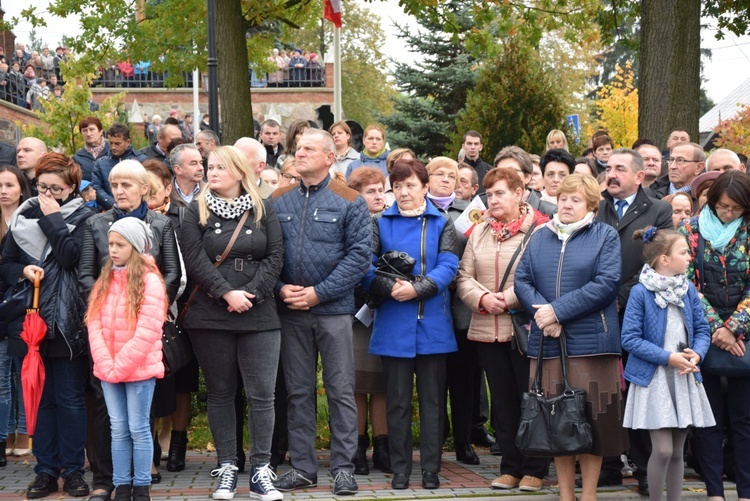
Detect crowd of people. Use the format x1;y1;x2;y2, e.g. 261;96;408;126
0;44;68;110
0;43;324;113
1;112;750;501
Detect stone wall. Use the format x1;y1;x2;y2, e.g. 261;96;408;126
0;100;39;144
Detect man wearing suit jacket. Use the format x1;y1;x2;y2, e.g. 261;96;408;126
595;148;673;495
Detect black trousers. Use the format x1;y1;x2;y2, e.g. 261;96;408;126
86;374;114;492
477;341;548;478
382;354;446;476
445;328;479;446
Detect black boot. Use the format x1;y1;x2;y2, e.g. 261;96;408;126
132;485;151;501
353;435;369;475
166;430;187;472
113;484;132;501
372;435;392;473
0;441;6;467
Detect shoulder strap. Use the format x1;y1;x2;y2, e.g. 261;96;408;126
177;210;250;324
498;227;535;292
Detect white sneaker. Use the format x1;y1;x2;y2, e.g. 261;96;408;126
621;454;634;477
211;462;239;500
250;464;283;501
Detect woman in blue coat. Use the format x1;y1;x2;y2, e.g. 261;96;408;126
514;174;627;501
363;158;458;491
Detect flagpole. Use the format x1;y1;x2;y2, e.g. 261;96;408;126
334;25;342;121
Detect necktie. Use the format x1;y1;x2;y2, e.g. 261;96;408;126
615;200;627;220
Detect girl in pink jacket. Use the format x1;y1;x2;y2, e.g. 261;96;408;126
86;218;167;501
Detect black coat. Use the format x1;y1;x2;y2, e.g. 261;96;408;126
597;186;673;307
0;141;16;166
0;198;94;358
78;208;182;304
464;157;493;192
179;199;283;332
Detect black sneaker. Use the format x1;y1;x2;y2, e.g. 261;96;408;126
27;472;59;499
211;461;239;500
272;469;317;492
63;472;90;497
333;470;358;495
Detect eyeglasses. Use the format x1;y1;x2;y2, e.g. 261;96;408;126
37;183;70;195
429;172;457;180
715;202;745;214
281;173;300;182
666;157;700;166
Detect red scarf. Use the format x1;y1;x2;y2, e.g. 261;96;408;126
485;205;549;241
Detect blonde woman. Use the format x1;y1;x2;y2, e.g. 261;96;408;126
179;146;284;501
545;130;569;152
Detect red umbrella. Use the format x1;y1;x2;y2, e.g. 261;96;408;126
21;271;46;437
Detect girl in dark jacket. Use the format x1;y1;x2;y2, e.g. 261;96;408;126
0;153;94;499
78;160;181;501
180;146;284;501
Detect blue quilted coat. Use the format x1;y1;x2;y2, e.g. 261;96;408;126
621;283;711;385
271;175;372;315
514;218;622;358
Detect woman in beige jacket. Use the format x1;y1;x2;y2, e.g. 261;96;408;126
457;167;549;492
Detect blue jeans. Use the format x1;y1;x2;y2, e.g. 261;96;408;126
0;340;11;441
7;353;27;437
34;356;87;478
101;379;155;487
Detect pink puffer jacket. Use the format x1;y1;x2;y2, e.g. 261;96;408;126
87;266;167;383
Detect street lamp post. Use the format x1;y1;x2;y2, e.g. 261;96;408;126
207;0;219;137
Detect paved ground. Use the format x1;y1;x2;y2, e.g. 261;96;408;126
0;448;737;500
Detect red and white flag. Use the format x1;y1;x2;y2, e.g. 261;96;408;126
454;195;487;237
324;0;342;27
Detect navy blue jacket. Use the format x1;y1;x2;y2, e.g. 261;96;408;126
270;175;372;315
514;218;622;358
72;142;110;182
621;283;711;385
91;146;148;210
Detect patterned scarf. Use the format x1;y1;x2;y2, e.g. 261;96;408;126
484;204;528;242
205;190;254;219
397;200;426;217
639;264;689;308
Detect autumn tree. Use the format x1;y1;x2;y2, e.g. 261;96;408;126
451;38;566;158
591;63;638;148
713;105;750;156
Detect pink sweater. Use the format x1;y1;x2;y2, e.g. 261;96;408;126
87;267;167;383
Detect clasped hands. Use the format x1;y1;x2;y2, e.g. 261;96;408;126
279;284;320;310
712;326;746;357
668;349;701;375
533;303;562;338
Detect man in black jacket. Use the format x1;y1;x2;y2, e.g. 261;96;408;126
139;123;182;169
461;131;492;189
260;119;284;168
493;146;556;218
596;148;673;495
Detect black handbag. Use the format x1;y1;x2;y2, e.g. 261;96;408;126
695;235;750;377
498;228;535;355
374;250;416;281
0;280;34;323
0;245;47;324
161;317;193;376
515;333;593;457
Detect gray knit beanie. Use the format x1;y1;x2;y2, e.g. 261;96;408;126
109;218;153;254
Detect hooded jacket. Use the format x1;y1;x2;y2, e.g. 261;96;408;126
345;149;390;180
0;196;94;359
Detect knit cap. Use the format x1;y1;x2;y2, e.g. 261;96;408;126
109;218;153;254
